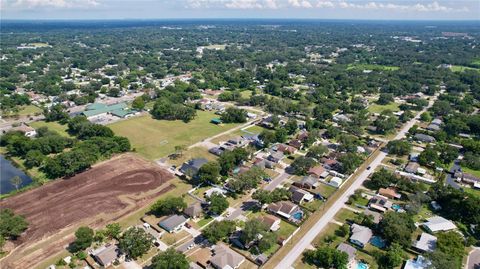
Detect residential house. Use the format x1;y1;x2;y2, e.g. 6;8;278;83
413;233;437;253
258;215;281;232
288;139;303;150
423;216;457;233
329;177;343;188
159;215;189;233
378;188;401;199
209;147;224;156
267;201;300;219
308;165;327;178
210;244;245;269
336;243;357;266
323;159;339;171
293;176;319;189
403;256;432;269
189;247;212;269
368;194;393;213
91;244;122;267
414;133;436;143
180;158;208;177
276;144;297;155
289;186;314;204
349;224;373;248
11;123;37;137
363;209;383;224
184;203;203;219
405;162;420;174
253;158;275;169
267;151;284;163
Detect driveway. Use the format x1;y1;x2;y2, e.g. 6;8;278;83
446;160;461;189
226;200;258;220
263;172;290;191
467;248;480;269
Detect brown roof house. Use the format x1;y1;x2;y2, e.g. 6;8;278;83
378;188;401;199
288;139;303;150
267;201;301;220
210;244;245;269
405;162;420;174
258;215;281;232
184;203;203;219
308;165;328;178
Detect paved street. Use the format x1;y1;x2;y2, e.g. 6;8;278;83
275;97;437;269
263;172;291;191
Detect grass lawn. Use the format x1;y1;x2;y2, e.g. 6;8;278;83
302;199;324;212
368;102;400;114
240;90;253;99
313;183;337;199
311;222;341;246
464;187;480;199
461;166;480;178
161;230;190;246
275;220;298;240
197;216;213;228
450;65;480;72
210;124;266;144
108;111;241;160
334;208;358;223
347;64;399;71
472;59;480;67
30;121;70;137
1;105;42;117
168;147;217;167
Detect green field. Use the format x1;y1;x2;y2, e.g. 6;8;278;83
30;121;70;137
347;64;400;71
450;65;480;72
108;111;241;160
1;105;42;117
462;166;480;178
368;102;400;114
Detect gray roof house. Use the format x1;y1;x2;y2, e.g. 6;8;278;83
336;243;357;263
184;203;203;219
349;224;373;248
423;216;457;233
180;158;208;177
210;244;245;269
91;244;122;267
159;215;189;233
293;176;319;189
413;232;437;252
414;133;436;143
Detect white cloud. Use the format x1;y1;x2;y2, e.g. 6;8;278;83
288;0;312;8
336;1;465;12
2;0;100;9
316;0;334;8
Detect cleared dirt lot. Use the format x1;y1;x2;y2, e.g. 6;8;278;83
0;153;174;269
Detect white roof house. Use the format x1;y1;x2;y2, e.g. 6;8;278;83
413;232;437;252
329;177;343;188
403;255;431;269
423;216;457;233
349;224;373;248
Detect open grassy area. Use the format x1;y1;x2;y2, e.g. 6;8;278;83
168;147;217;167
334;208;358;223
461;166;480;178
108;111;241;160
347;64;400;71
313;183;337;199
276;220;298;240
368;102;400;114
1;105;43;117
472;59;480;67
30;121;70;137
450;65;480;72
240;90;253;99
464;187;480;199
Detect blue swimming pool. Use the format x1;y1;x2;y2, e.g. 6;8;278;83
392;204;402;210
370;236;386;249
292;211;303;220
357;262;369;269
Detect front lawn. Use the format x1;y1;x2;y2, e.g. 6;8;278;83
30;121;70;137
108;111;241;160
347;64;400;71
368;102;400;114
334;208;358;223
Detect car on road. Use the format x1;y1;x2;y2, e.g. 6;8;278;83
185;223;192;228
263;177;272;182
367;166;371;170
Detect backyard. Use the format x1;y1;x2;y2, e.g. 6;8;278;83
368;102;400;114
30;121;70;137
108;111;241;159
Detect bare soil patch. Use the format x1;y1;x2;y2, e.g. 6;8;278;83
0;153;174;269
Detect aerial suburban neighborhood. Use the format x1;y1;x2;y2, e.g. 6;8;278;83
0;3;479;269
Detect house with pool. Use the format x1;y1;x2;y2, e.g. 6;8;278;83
267;201;304;223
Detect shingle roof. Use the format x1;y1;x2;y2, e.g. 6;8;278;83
336;243;357;261
210;244;245;269
159;215;188;232
350;224;373;245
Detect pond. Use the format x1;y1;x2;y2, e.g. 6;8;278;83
0;155;33;195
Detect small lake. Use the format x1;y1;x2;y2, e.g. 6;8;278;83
0;155;33;195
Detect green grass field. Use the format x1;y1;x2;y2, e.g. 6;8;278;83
462;166;480;178
368;102;400;114
109;111;241;160
347;64;400;71
450;65;480;72
1;105;42;117
30;121;70;137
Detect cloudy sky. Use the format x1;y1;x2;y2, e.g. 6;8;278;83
1;0;479;20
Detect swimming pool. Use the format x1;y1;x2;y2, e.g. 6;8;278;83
392;204;402;210
292;211;303;221
357;262;369;269
370;236;386;249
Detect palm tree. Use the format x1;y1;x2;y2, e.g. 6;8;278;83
10;176;22;191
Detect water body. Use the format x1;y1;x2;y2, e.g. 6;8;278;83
0;155;33;195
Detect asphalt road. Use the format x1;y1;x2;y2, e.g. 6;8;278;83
275;97;436;269
263;172;290;191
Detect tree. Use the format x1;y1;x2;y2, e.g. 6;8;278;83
252;188;291;205
377;93;394;105
202;220;236;243
105;223;122;240
220;107;247;123
9;176;22;191
289;157;317;175
259;130;276;147
218;148;249;175
303;246;349;269
338;153;363;174
132;96;145;110
0;209;28;240
207;193;229;215
44;104;69;123
228;166;266;194
151;248;189;269
150;197;187;217
72;227;94;252
284;119;298;135
119;227;153;259
386;140;412;156
24;149;45;168
377;243;405;269
257;232;277;253
240;219;267;246
436;231;465;263
379;212;415;247
418;146;439;167
420;112;432;122
426;249;461;269
173;145;186;158
306;145;328;160
197;161;221;184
